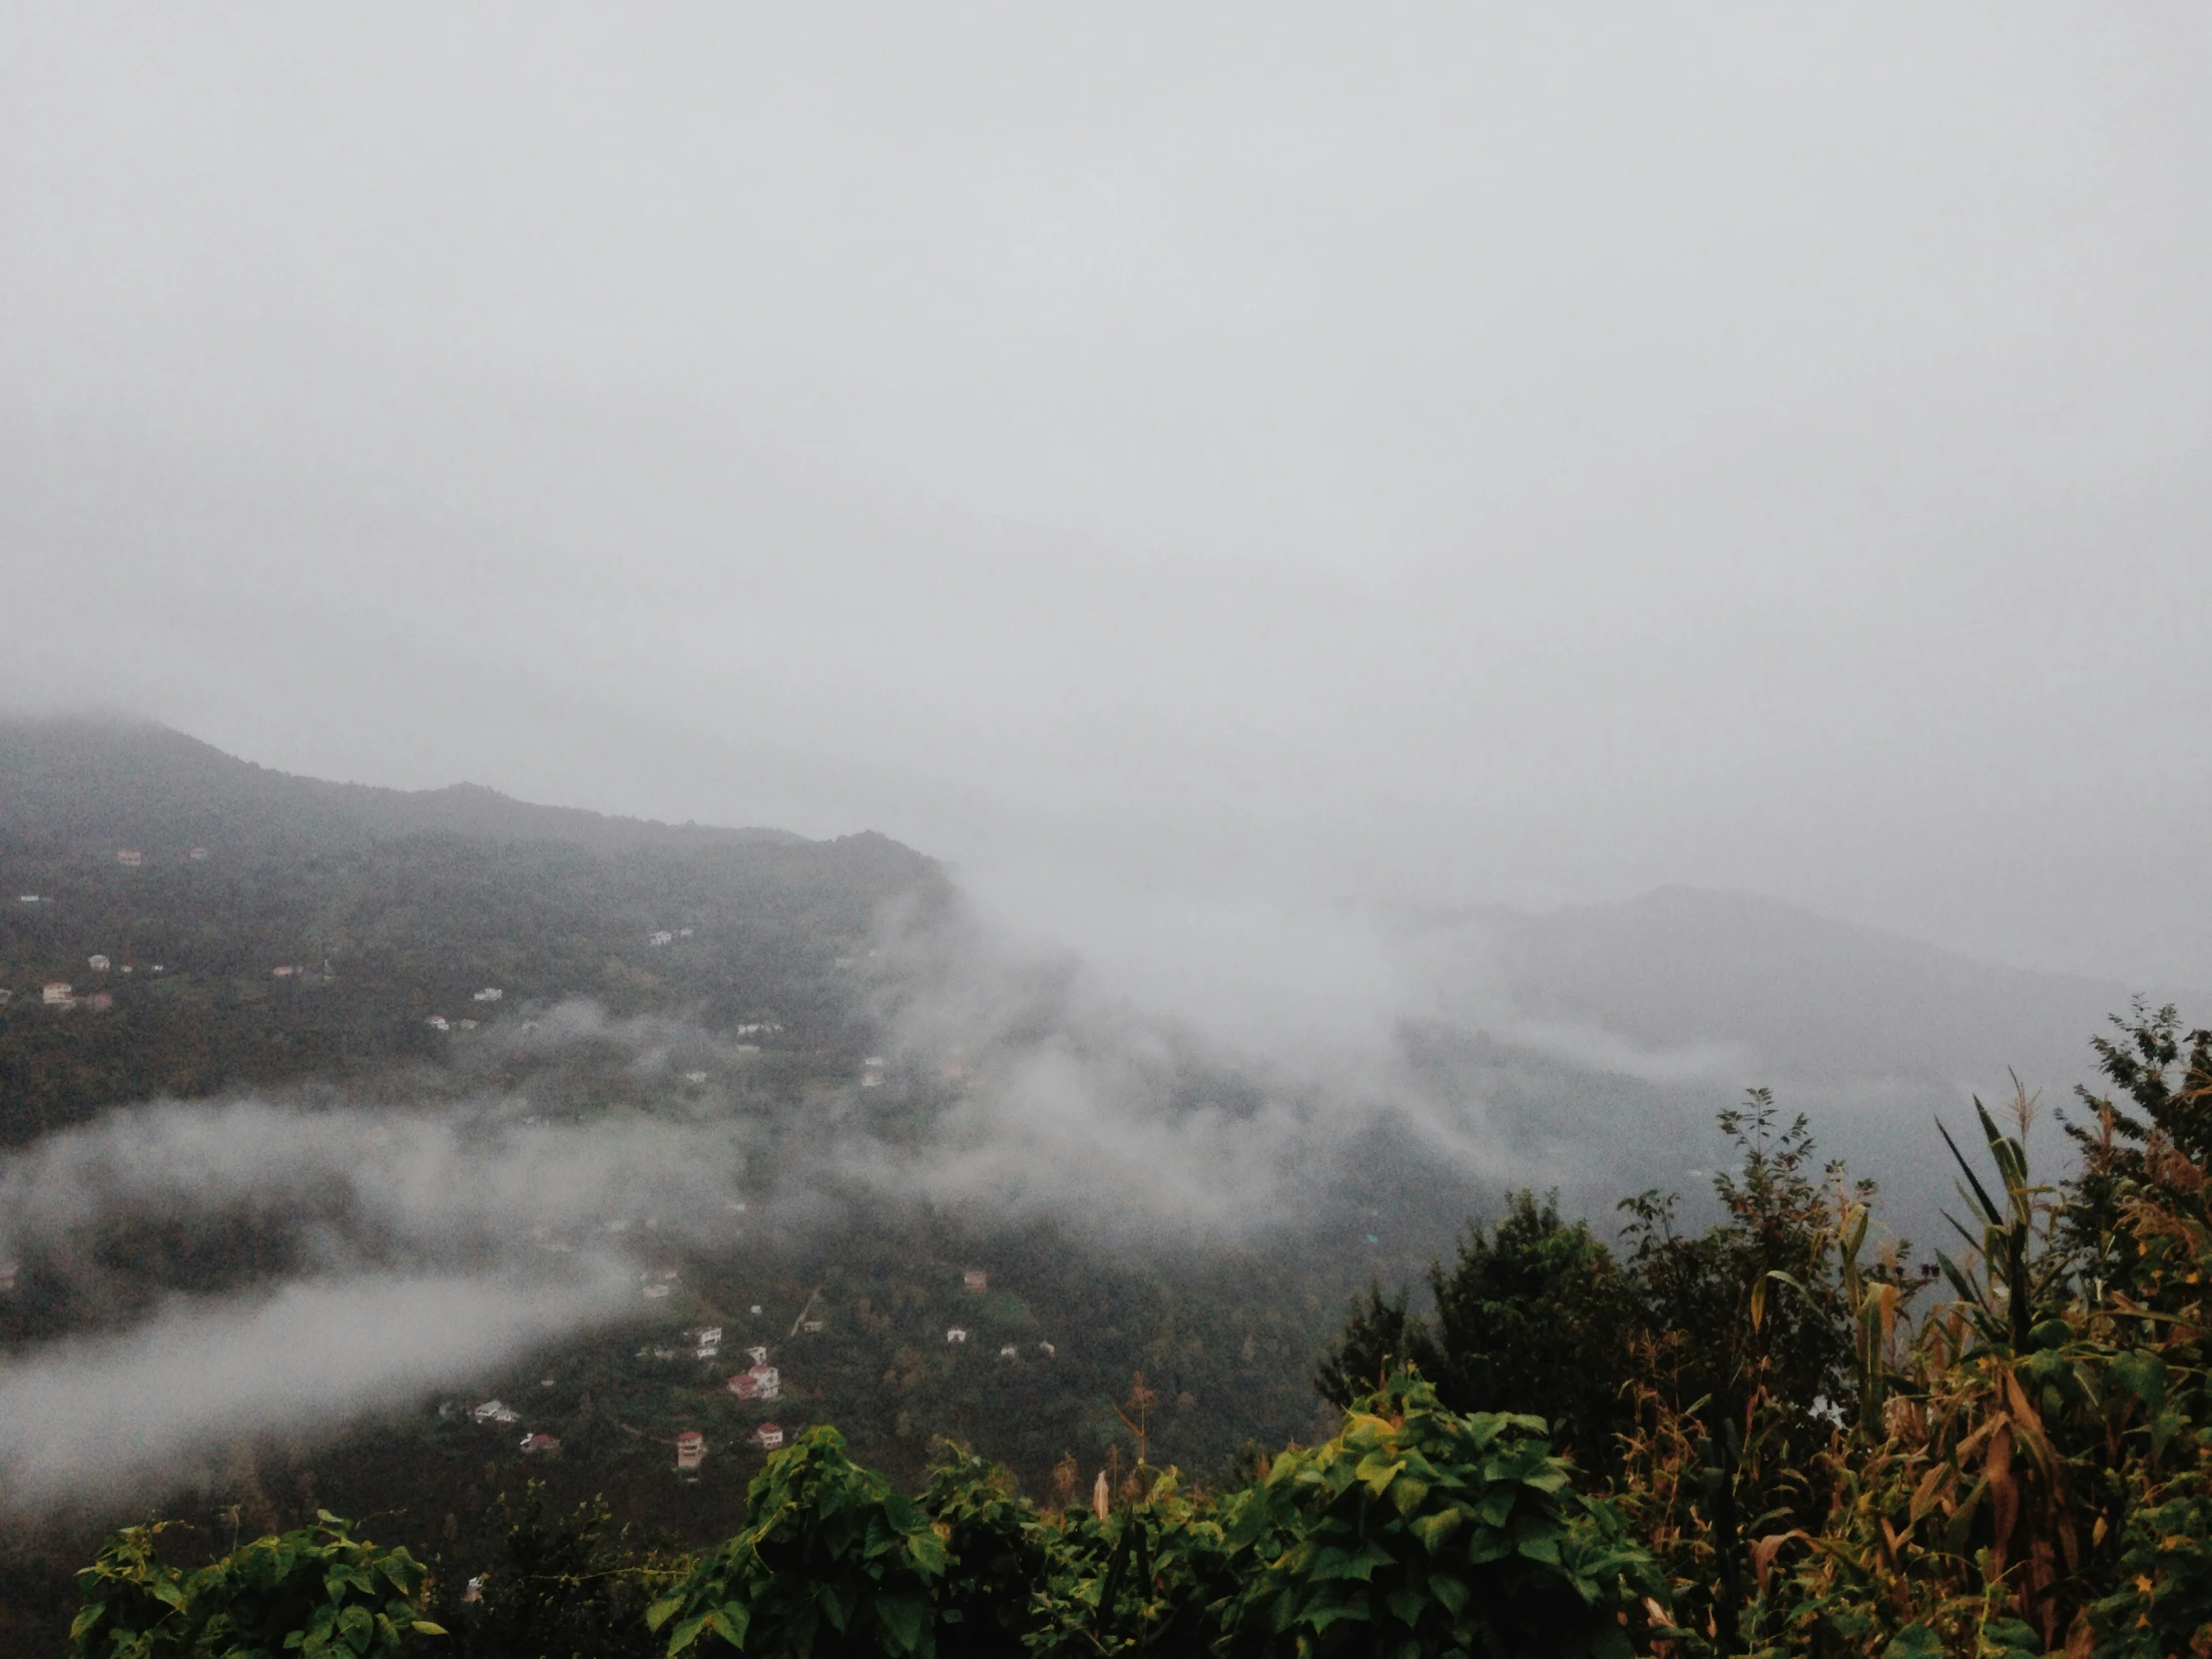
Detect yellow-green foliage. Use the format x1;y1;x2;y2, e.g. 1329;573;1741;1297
69;1513;442;1659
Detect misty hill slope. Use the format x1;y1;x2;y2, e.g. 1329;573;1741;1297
0;719;947;1142
1490;884;2149;1097
0;716;805;856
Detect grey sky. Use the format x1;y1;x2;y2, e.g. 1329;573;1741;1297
3;6;2209;984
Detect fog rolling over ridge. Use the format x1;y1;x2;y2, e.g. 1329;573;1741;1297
0;726;2168;1517
0;8;2207;1559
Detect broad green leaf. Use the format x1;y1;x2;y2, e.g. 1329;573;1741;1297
873;1594;929;1655
1882;1623;1942;1658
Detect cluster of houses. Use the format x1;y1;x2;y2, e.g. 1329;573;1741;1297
672;1417;787;1475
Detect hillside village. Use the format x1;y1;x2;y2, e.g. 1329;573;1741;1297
0;720;1434;1648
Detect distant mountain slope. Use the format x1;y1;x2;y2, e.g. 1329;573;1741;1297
1489;884;2153;1095
0;718;945;1142
0;717;805;856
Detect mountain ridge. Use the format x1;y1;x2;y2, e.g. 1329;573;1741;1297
0;716;818;858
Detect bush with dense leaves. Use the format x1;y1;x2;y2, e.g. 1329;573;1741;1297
68;1513;442;1659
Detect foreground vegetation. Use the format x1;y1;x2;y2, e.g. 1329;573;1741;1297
63;1004;2212;1655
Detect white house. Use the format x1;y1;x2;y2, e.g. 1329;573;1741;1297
729;1365;781;1402
963;1270;988;1292
189;847;210;860
746;1345;770;1366
88;954;111;972
473;1399;519;1425
649;930;674;946
116;849;142;867
998;1345;1018;1362
425;1015;450;1032
473;987;503;1002
642;1283;671;1300
676;1430;707;1470
42;983;73;1006
945;1327;969;1345
753;1422;785;1450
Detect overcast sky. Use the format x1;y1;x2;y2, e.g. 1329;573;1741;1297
3;6;2208;985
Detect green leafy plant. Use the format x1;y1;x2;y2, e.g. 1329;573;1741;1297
646;1426;947;1657
1217;1374;1669;1658
69;1512;443;1659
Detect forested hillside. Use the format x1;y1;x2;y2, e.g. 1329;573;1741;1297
0;718;941;1143
0;723;1451;1651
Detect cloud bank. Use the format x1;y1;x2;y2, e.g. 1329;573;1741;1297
0;1269;630;1517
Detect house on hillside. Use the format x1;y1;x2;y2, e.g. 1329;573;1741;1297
273;965;299;978
945;1327;969;1345
962;1270;988;1292
473;987;503;1002
998;1345;1018;1362
754;1422;785;1450
88;954;111;972
676;1430;706;1471
472;1400;518;1425
650;930;674;946
1038;1342;1056;1358
426;1015;450;1032
190;847;210;860
0;1262;18;1293
519;1433;561;1455
85;992;113;1012
42;983;73;1007
745;1345;770;1366
116;849;142;867
642;1283;671;1300
729;1365;781;1401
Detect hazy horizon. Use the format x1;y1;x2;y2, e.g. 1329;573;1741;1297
6;6;2211;992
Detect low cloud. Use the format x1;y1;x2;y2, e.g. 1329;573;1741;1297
0;1268;630;1517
